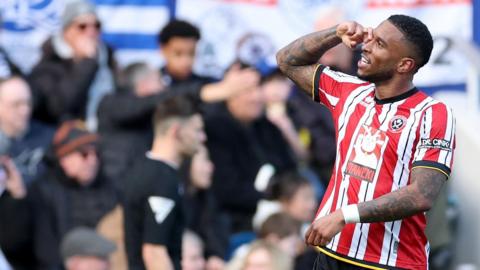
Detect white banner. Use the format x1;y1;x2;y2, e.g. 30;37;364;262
177;0;472;92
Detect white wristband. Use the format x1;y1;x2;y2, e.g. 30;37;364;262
342;204;360;224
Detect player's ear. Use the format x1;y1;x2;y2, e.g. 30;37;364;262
397;57;415;74
167;121;181;139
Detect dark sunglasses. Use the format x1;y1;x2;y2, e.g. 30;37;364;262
76;21;101;31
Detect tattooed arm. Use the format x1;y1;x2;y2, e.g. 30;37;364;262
358;167;445;222
276;21;371;94
305;167;446;246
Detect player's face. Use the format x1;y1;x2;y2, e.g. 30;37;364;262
357;20;410;83
161;37;197;80
178;114;206;157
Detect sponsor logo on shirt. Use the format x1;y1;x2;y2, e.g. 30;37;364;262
345;125;388;182
419;138;451;151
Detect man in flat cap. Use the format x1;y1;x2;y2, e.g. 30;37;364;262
60;227;116;270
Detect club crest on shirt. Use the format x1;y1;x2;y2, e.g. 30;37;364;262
345;125;388;182
388;115;407;133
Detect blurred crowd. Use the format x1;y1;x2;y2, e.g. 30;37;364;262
0;1;457;270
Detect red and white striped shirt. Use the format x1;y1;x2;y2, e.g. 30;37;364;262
312;65;455;270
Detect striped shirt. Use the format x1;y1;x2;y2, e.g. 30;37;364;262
312;65;455;270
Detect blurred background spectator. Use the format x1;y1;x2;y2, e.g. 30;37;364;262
60;227;116;270
182;230;207;270
29;0;116;130
30;121;117;269
180;145;228;270
204;62;296;234
0;76;54;270
226;240;293;270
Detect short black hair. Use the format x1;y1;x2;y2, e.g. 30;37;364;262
387;14;433;70
158;19;201;45
153;95;199;134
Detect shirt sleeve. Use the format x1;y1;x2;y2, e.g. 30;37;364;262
311;64;369;111
412;103;456;178
142;179;180;245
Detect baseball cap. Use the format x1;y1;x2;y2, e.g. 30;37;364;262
53;120;98;158
60;227;116;260
62;0;97;29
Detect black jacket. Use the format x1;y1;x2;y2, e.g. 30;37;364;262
204;103;297;232
29;164;117;270
28;38;116;126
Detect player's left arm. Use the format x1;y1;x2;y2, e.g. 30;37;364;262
359;167;446;223
305;167;446;246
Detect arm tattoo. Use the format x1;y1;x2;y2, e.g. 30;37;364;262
276;27;341;94
358;167;446;223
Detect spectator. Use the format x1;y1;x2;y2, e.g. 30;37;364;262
261;67;336;187
97;62;165;183
252;171;317;237
204;62;297;234
123;95;205;270
98;62;259;184
29;0;116;130
30;120;117;269
180;145;228;270
0;76;54;270
226;240;292;270
60;227;116;270
158;20;214;86
182;230;206;270
0;76;54;185
261;69;308;162
227;213;303;270
257;213;302;258
251;171;317;270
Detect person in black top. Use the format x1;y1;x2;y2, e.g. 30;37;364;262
123;95;206;270
30;120;117;270
204;62;297;234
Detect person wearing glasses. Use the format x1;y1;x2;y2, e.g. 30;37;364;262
29;0;116;131
29;120;117;270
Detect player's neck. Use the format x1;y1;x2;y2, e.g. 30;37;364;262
374;78;414;101
150;139;181;168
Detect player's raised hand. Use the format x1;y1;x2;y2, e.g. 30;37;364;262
336;21;372;49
